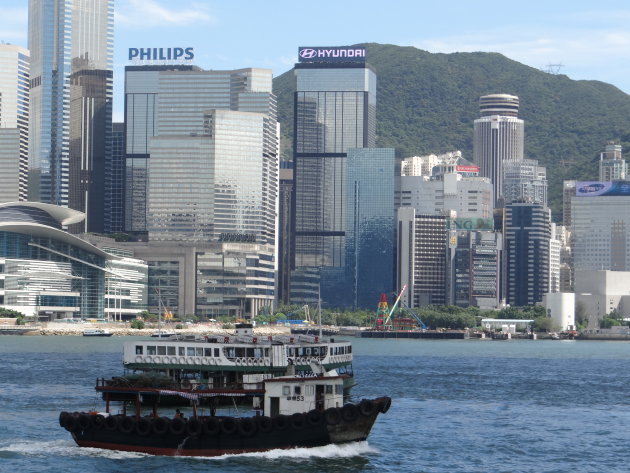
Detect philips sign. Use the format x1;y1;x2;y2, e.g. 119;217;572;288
128;47;194;63
298;46;366;63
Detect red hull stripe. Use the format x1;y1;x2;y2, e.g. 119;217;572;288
76;440;289;457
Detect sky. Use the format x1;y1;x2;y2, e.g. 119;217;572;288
2;0;630;122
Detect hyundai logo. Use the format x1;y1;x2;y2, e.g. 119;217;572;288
299;48;317;59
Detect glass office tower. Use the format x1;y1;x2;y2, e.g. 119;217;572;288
0;45;30;201
28;0;113;233
291;47;378;307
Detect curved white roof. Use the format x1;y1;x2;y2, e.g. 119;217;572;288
0;201;85;226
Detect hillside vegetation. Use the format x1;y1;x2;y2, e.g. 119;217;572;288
273;43;630;220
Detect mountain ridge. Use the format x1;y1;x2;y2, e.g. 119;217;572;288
273;43;630;219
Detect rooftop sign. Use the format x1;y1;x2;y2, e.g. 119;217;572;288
298;46;366;63
128;47;194;64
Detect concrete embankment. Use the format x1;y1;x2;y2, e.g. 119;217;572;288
11;323;293;337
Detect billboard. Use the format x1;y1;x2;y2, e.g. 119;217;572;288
128;47;194;62
298;46;366;63
575;181;630;197
456;165;480;173
448;218;494;231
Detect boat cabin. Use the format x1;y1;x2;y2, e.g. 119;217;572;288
263;374;345;416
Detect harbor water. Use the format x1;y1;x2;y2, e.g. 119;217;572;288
2;336;630;472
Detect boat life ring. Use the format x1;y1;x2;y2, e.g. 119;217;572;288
170;356;178;364
153;356;162;363
359;399;377;417
78;413;92;430
178;356;185;364
187;356;194;365
290;413;306;430
169;417;186;435
255;416;273;434
209;358;216;365
220;417;238;435
119;416;135;434
194;357;201;365
62;413;79;432
181;379;192;390
152;417;169;435
341;404;359;422
92;414;106;430
325;407;341;425
135;355;143;363
379;397;392;414
263;359;270;366
237;417;257;437
58;411;69;428
246;358;254;366
187;418;203;436
272;414;289;431
203;417;220;436
136;417;152;436
202;357;209;365
306;409;323;426
144;356;152;363
105;415;119;431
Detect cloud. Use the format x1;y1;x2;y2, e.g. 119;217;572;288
115;0;215;28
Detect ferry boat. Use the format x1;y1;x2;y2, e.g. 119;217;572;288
122;323;355;394
59;363;391;456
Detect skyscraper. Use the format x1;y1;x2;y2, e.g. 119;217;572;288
473;94;524;207
123;65;279;317
28;0;113;232
504;203;551;306
291;46;380;307
599;143;626;181
0;44;29;201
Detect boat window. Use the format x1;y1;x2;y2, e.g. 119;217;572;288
147;346;157;355
305;385;314;395
335;384;343;394
312;347;319;355
246;348;255;358
196;348;203;356
135;345;143;355
225;347;235;358
294;386;302;395
178;347;185;356
325;385;333;394
348;346;352;354
167;346;176;355
187;347;195;356
254;348;263;358
158;346;167;355
214;348;220;357
235;348;245;357
204;348;212;357
305;348;311;355
282;386;290;396
288;348;295;357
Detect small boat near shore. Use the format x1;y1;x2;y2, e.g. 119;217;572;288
82;329;113;337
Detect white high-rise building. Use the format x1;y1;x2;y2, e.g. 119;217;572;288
0;44;29;201
473;94;524;207
503;158;548;205
572;193;630;271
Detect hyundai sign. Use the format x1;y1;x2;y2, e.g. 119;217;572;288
575;181;630;197
128;47;194;63
298;46;366;63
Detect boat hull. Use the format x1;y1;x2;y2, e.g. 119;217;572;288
60;398;390;457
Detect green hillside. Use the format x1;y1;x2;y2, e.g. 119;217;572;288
273;43;630;220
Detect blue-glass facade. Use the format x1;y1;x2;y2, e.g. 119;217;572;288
291;60;378;308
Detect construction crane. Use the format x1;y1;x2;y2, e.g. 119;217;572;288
381;285;427;330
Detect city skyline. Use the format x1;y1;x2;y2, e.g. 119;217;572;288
1;1;630;122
